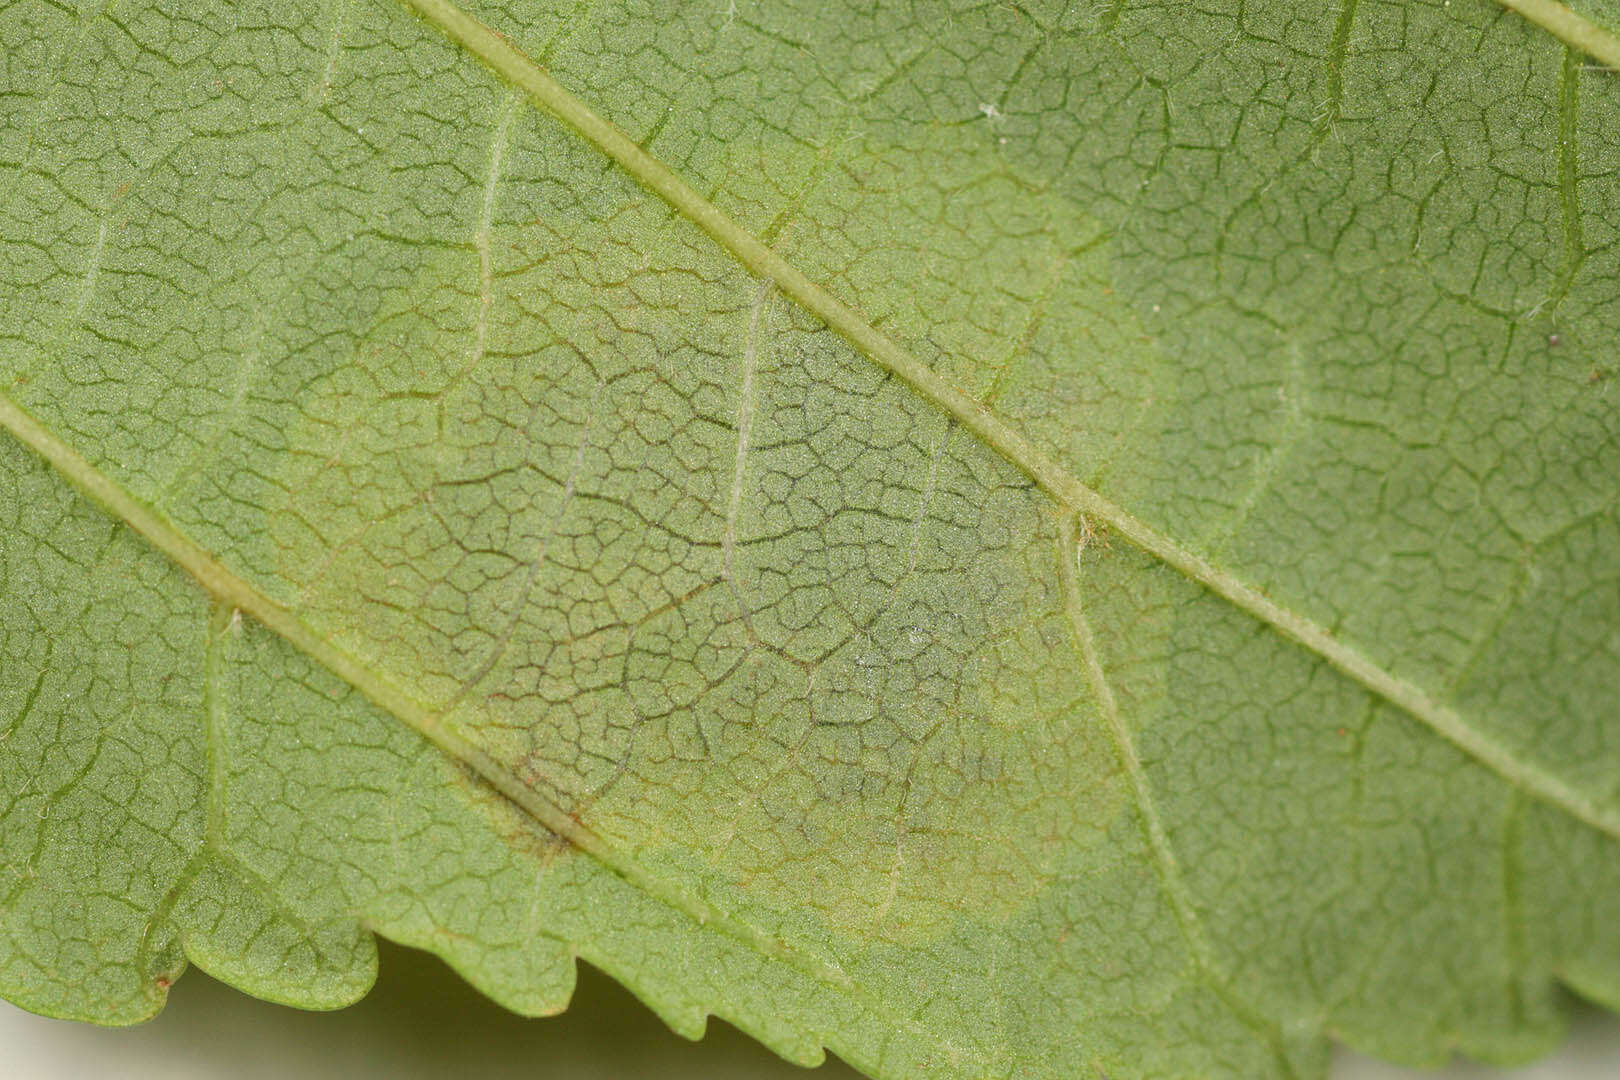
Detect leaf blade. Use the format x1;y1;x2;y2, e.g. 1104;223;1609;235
2;0;1618;1076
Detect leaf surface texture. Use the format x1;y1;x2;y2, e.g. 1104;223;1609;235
1;1;1618;1076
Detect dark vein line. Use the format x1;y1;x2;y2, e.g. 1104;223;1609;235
0;641;51;746
440;381;598;714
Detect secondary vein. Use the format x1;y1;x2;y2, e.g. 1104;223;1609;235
1056;517;1211;971
395;0;1620;842
1057;516;1298;1076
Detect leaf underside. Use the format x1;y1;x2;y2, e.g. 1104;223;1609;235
2;1;1618;1078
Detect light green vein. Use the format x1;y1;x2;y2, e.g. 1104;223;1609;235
1056;516;1297;1079
395;0;1620;842
203;599;235;848
1056;519;1211;970
1497;0;1620;68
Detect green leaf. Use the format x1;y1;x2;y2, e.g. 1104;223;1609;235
2;0;1618;1077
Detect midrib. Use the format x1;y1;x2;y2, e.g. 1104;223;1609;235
395;0;1620;842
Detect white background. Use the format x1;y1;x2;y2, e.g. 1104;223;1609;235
3;941;1617;1079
